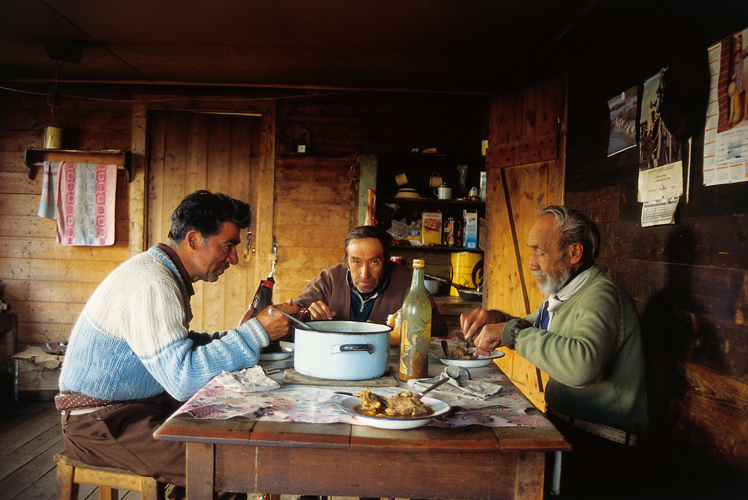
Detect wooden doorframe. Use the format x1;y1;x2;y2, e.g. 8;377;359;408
130;96;276;287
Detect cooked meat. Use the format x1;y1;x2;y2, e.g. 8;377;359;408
353;388;433;417
354;387;388;414
450;344;474;359
384;390;432;417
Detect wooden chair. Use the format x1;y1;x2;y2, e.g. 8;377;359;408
55;450;166;500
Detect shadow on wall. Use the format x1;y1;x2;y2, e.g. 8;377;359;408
637;228;744;498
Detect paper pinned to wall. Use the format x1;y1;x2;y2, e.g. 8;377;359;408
703;26;748;186
638;161;683;203
641;197;679;227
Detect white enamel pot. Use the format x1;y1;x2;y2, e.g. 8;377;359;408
293;320;392;380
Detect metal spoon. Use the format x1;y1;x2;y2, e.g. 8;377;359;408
268;307;315;331
418;376;451;398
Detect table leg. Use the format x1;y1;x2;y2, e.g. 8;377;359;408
514;451;545;500
186;442;215;500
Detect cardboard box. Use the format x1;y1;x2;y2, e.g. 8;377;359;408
421;212;442;246
11;346;62;401
463;211;478;249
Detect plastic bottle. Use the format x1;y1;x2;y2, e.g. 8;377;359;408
398;259;432;381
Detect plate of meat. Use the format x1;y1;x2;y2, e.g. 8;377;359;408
337;388;451;430
430;343;504;368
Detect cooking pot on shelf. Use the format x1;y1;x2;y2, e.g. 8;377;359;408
293;320;392;380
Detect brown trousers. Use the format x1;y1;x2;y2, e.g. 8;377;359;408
60;393;247;499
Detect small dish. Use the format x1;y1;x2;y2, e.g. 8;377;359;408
337;395;451;430
395;188;420;199
430;349;504;368
259;341;294;361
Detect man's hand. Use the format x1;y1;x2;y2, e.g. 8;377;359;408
255;300;301;341
307;300;336;320
460;307;506;342
473;322;507;356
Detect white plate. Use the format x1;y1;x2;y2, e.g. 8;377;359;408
337;395;451;430
430;349;504;367
259;342;294;361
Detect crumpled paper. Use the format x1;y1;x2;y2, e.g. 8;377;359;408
215;365;280;393
407;368;502;400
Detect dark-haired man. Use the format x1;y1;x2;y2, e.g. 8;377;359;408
295;225;447;336
57;190;298;498
461;205;647;497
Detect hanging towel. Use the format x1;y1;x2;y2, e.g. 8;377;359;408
37;160;60;219
56;162;117;246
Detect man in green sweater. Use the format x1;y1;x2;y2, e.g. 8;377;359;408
461;205;647;498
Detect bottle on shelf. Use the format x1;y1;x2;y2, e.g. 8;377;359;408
398;258;432;381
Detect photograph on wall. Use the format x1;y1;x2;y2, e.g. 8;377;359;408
703;26;748;186
607;86;638;156
639;69;681;171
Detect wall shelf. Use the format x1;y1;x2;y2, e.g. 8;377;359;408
23;149;132;183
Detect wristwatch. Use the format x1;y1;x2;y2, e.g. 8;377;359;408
507;319;533;345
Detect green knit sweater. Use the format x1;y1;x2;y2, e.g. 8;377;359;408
502;266;649;435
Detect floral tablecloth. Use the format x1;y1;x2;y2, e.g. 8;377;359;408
173;343;551;428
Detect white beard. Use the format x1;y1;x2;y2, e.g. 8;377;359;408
535;266;572;296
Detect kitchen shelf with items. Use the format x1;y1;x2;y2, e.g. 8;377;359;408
373;151;486;253
367;151;486;307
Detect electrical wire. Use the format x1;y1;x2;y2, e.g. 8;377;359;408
0;84;356;104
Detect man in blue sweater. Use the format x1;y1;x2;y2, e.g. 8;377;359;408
57;190;298;499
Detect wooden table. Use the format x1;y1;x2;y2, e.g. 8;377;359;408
154;364;570;500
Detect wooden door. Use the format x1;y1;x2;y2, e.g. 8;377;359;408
146;110;263;333
484;75;566;410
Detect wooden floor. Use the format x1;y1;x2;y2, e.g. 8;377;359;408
0;400;79;500
0;400;358;500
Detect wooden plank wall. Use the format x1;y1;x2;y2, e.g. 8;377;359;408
0;88;485;344
0;90;132;345
272;92;485;303
564;41;748;494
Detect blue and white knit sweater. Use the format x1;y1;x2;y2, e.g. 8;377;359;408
58;246;270;402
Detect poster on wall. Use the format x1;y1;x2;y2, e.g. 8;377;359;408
638;69;683;227
638;70;683;201
607;86;638;156
703;26;748;186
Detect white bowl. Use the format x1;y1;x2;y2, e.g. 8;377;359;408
430;349;504;367
259;341;294;361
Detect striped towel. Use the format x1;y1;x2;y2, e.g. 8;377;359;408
55;162;117;246
37;161;60;219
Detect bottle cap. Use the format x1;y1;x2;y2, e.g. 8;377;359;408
412;258;425;268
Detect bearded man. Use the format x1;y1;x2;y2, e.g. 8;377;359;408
461;205;647;498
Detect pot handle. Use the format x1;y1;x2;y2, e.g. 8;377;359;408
332;344;375;354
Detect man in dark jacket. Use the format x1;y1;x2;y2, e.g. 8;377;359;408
294;225;447;336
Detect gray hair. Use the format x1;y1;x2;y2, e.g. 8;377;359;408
538;205;600;261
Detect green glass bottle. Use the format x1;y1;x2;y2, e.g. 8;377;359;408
399;259;432;381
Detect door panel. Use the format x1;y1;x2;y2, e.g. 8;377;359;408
147;110;261;333
485;75;566;410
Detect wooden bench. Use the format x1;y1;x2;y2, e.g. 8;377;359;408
55;450;166;500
